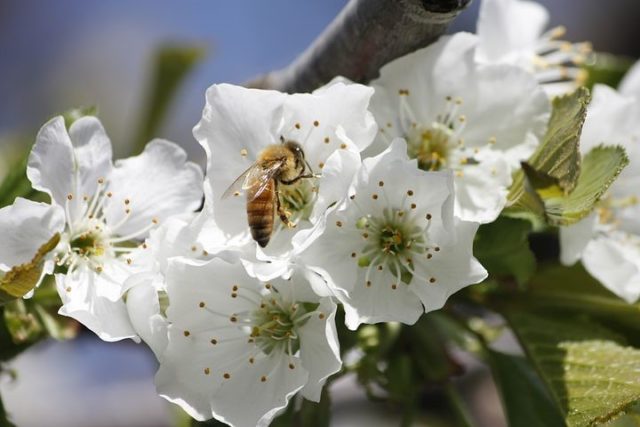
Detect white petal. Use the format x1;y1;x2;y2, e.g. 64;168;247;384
476;0;549;63
210;354;308;427
342;269;424;330
26;116;75;206
126;276;168;359
104;139;203;237
412;220;487;313
298;297;341;401
620;59;640;101
0;198;64;270
456;64;549;154
68;116;113;202
559;213;598;265
452;150;511;224
581;85;639;153
582;234;640;303
309;149;361;225
284;80;377;164
56;270;137;341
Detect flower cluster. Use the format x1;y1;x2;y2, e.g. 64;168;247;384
2;0;639;425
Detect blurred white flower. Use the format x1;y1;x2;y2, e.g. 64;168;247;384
156;256;341;427
0;116;203;341
560;81;640;302
300;140;487;329
368;33;550;223
193;81;377;281
476;0;591;96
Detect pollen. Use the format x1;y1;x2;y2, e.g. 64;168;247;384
318;162;324;169
249;357;255;364
67;194;73;200
398;89;410;96
289;363;295;370
318;313;325;320
152;217;159;225
426;213;432;220
232;285;239;291
313;120;319;127
351;252;356;258
429;277;437;284
366;281;372;287
204;368;211;375
372;194;378;200
199;301;205;308
340;143;347;149
183;330;191;337
230;315;238;323
261;376;267;382
407;190;414;196
378;181;384;187
210;338;218;345
391;284;397;290
65;286;72;293
98;178;105;184
410;203;417;209
295;123;301;129
233;191;240;197
126;258;132;265
336;220;343;227
223;373;231;380
191;245;197;252
124;199;130;205
240;148;248;157
324;137;330;144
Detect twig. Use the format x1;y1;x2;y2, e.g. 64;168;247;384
247;0;472;93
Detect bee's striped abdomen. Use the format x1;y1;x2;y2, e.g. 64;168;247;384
247;179;276;247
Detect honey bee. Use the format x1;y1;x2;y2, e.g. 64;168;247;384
223;139;316;248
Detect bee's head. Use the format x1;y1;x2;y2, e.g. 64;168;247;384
282;140;306;168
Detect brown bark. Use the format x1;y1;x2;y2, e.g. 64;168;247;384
247;0;472;93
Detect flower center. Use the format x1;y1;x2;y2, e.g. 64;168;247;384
277;178;318;224
406;123;453;171
396;93;468;172
54;178;157;275
357;208;429;284
250;294;317;355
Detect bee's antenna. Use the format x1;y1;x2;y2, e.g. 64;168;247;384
280;135;285;143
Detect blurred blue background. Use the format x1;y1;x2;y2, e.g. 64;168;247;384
0;1;639;426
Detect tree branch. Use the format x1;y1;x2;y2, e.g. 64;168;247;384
247;0;472;93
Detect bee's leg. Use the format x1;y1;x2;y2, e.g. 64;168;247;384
275;191;296;228
279;173;317;185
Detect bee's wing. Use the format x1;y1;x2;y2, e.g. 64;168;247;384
221;160;284;201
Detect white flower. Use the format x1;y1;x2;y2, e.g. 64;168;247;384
368;33;550;223
560;83;640;302
300;140;487;329
620;59;640;101
476;0;591;96
155;256;341;427
194;81;377;280
0;116;204;341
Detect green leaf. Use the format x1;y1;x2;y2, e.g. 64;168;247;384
506;311;640;426
489;350;565;427
0;233;60;305
523;264;640;342
507;87;590;217
134;44;205;154
474;216;536;285
542;145;628;225
0;152;33;209
583;53;635;91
